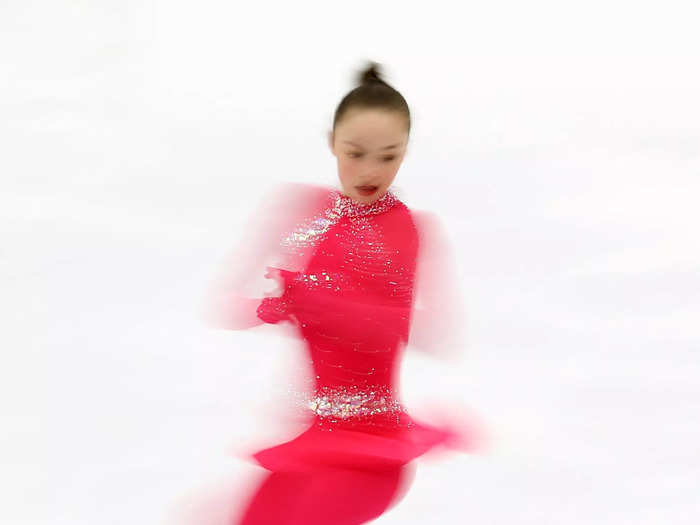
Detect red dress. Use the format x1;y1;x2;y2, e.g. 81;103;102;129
228;185;480;525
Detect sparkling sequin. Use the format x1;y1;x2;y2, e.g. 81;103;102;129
292;384;414;431
329;189;398;218
260;186;419;432
307;384;404;418
280;189;398;252
276;189;414;303
294;270;353;293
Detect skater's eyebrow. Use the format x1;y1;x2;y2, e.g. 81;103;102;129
343;141;401;150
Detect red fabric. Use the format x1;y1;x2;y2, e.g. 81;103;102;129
230;185;481;524
234;465;415;525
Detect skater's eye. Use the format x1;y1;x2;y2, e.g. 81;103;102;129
347;152;395;162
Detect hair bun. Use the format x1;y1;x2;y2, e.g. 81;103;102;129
358;62;384;85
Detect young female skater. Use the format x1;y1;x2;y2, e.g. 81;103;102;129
217;61;481;525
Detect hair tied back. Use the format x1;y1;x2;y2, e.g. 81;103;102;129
359;62;384;85
332;60;411;134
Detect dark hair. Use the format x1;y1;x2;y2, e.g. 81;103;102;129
332;61;411;134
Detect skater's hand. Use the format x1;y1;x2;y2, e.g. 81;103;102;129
263;267;285;295
256;296;291;324
257;267;296;324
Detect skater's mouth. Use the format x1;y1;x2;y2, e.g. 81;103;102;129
356;185;379;196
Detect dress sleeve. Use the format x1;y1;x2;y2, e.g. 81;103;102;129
407;210;468;359
255;267;299;325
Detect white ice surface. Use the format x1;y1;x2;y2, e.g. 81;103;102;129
2;2;699;524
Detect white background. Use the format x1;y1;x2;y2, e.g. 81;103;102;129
2;1;699;523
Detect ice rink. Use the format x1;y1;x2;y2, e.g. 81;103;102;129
2;1;699;523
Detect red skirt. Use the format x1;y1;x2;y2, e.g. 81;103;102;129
232;413;479;525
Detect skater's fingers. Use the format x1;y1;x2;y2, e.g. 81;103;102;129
264;267;284;282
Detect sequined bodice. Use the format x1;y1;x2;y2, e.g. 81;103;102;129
263;187;419;430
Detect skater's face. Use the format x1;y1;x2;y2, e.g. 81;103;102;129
328;109;408;204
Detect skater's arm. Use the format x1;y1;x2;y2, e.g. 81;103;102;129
206;294;267;330
202;267;296;330
408;211;467;360
200;183;323;331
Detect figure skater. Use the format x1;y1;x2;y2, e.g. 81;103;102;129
207;61;484;525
